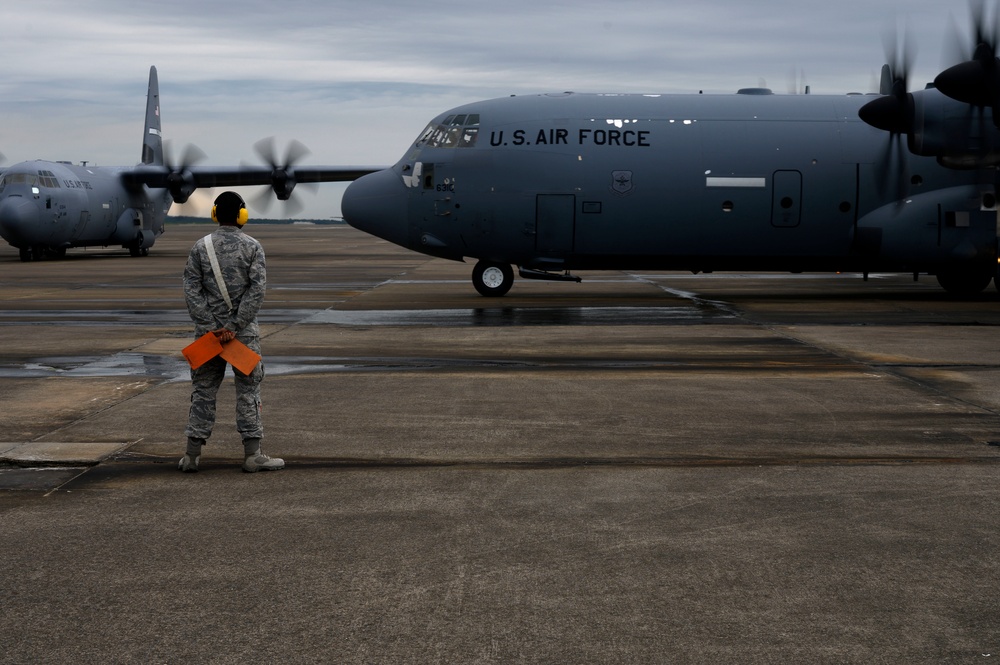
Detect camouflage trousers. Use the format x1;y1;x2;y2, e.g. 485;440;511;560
185;355;264;443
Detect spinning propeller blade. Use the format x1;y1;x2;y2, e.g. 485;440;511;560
248;137;317;217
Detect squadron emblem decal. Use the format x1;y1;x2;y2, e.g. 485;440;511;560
611;170;634;196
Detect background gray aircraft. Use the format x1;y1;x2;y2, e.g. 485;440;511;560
339;5;1000;297
0;67;378;262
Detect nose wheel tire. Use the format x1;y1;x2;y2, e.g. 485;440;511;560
472;260;514;297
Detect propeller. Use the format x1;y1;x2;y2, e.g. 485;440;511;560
935;0;1000;125
786;67;809;95
169;188;214;219
859;29;916;134
162;141;206;204
249;137;317;217
859;29;916;205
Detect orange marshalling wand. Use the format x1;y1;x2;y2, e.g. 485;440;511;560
182;332;223;369
182;333;261;375
219;338;261;375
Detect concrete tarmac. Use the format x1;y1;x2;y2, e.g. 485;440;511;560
1;224;999;663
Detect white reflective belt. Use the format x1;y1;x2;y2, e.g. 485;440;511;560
203;234;233;311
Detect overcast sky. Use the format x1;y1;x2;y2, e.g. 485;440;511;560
0;0;985;218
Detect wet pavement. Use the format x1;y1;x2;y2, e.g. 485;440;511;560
1;224;1000;663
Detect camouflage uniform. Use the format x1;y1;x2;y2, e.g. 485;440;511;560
183;226;266;453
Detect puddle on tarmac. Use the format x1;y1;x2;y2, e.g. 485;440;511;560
0;352;687;380
0;353;191;379
0;309;319;326
306;305;730;327
0;306;733;379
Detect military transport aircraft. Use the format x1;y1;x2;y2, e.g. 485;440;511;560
0;66;378;262
338;4;1000;297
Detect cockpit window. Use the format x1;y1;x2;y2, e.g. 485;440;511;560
37;170;60;188
0;172;40;193
415;113;480;149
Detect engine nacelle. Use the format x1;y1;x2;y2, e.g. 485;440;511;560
166;169;196;203
270;168;297;200
909;88;1000;168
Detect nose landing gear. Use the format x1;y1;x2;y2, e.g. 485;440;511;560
472;260;514;297
18;246;47;262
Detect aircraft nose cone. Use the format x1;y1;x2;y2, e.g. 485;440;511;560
342;169;409;247
0;197;41;246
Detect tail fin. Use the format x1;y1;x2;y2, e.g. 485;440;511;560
141;66;163;166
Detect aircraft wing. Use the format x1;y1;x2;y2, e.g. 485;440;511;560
184;165;386;187
120;165;387;201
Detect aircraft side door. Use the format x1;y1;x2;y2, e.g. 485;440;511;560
771;170;802;228
536;194;575;256
72;211;88;241
104;196;118;233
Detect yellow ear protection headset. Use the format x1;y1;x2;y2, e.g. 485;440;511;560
211;191;249;226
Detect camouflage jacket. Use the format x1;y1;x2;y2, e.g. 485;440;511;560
183;226;266;342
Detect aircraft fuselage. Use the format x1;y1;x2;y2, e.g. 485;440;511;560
0;160;170;260
343;90;999;295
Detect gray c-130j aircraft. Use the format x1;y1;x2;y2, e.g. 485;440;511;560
0;66;377;262
338;5;1000;297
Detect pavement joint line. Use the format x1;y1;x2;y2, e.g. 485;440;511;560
0;440;139;467
110;452;1000;469
43;467;93;497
